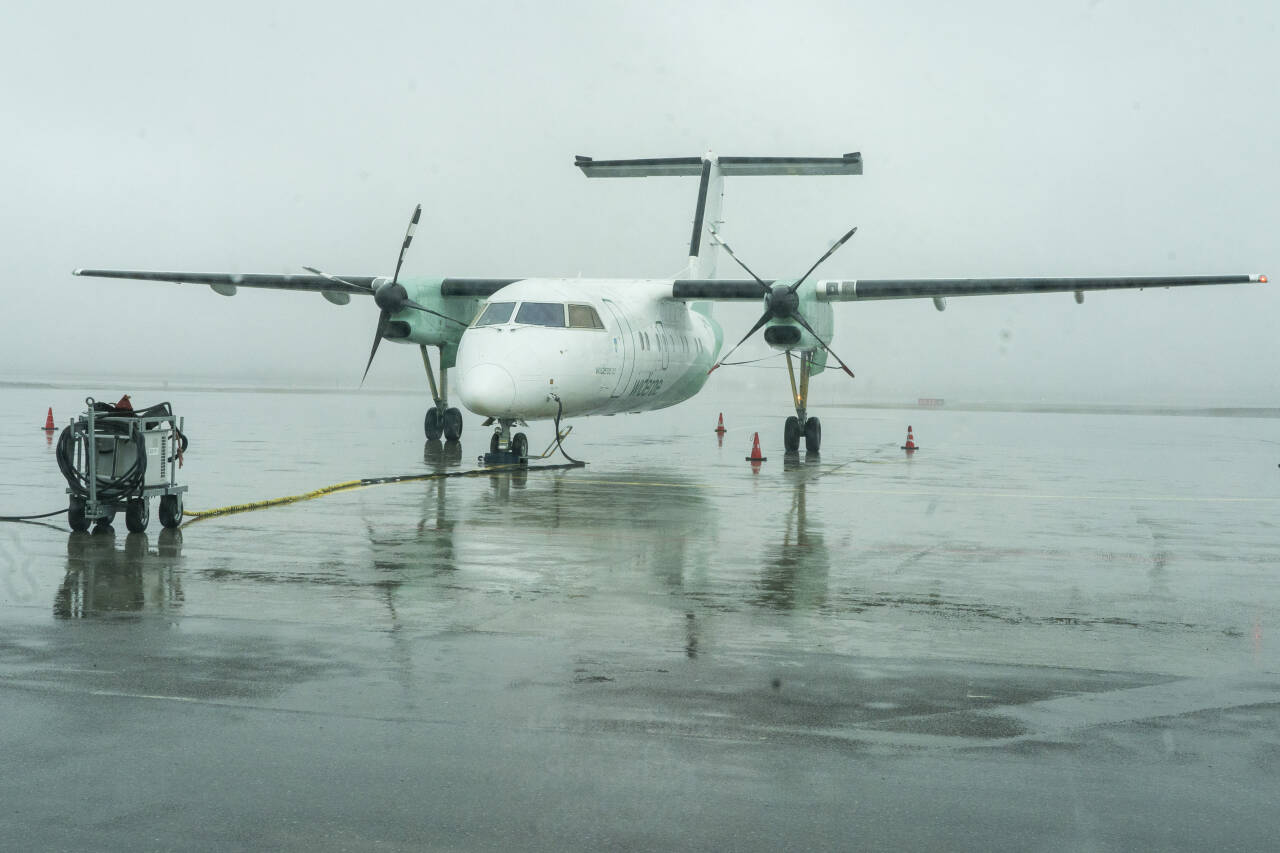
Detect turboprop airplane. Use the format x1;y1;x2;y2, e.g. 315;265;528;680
74;151;1266;460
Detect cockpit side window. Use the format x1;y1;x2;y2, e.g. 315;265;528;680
474;301;515;327
567;304;605;329
515;302;566;327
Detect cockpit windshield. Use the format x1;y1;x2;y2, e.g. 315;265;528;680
515;302;566;327
567;304;605;329
474;301;515;327
472;300;606;330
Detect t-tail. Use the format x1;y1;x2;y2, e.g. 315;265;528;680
574;151;863;279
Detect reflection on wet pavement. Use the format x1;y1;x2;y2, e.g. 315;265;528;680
1;391;1278;850
56;528;184;618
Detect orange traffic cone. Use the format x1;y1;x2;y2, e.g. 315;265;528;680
901;425;918;451
715;413;726;434
746;432;767;463
42;407;55;431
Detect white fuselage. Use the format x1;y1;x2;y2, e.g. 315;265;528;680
456;279;721;421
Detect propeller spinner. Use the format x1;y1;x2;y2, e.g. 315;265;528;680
707;226;858;378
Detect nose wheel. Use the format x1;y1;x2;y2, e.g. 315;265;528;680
484;419;529;466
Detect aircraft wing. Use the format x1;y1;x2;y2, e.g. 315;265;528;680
73;269;521;298
671;274;1265;301
73;269;378;294
816;274;1265;301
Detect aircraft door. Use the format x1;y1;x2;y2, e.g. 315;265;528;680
601;298;636;397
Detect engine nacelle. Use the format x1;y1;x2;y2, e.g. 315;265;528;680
763;320;821;352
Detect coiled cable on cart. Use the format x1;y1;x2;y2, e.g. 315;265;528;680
54;397;192;504
56;422;146;503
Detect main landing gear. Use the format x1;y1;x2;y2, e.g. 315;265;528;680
783;350;821;453
420;345;463;442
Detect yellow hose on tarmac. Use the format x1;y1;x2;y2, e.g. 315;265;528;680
181;462;580;523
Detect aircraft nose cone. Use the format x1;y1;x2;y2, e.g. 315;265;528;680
459;363;517;416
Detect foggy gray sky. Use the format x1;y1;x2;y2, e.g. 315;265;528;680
3;0;1276;405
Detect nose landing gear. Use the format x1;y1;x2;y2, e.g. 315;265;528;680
484;418;528;466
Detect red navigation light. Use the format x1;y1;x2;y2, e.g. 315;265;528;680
1261;275;1269;284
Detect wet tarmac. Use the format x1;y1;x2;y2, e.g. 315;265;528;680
2;389;1278;850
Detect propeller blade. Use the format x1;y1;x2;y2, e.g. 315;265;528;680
361;310;391;385
788;225;857;294
791;312;855;378
390;204;422;287
303;266;372;293
404;298;470;328
709;230;770;294
707;308;773;375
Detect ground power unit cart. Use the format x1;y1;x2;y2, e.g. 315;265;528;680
56;397;188;532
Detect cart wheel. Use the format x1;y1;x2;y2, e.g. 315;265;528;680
159;494;183;529
95;509;116;528
125;498;149;533
68;497;89;532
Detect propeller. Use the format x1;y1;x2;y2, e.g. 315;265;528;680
304;204;469;386
707;226;858;377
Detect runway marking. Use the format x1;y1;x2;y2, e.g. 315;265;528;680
91;690;202;703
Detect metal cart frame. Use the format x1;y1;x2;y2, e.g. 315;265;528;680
66;397;188;532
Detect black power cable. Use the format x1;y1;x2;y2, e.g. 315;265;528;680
548;394;585;466
0;509;66;522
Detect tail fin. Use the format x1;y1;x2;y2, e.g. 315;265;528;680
684;156;723;278
575;152;861;280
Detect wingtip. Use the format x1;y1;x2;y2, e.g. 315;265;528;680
71;268;83;276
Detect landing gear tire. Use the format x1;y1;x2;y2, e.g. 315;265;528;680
68;497;89;532
443;408;463;442
804;417;821;453
510;432;529;462
424;407;443;440
784;416;801;452
159;494;183;529
125;498;149;533
490;432;501;454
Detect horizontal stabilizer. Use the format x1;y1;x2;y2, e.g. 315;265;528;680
576;153;862;178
